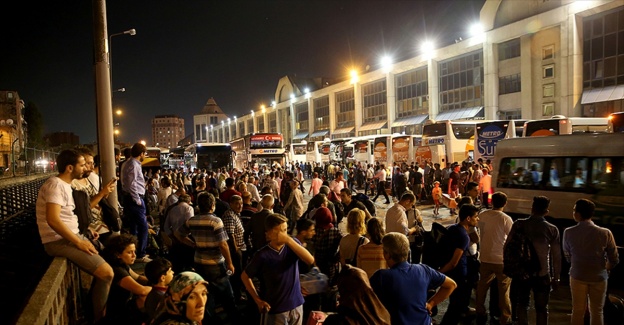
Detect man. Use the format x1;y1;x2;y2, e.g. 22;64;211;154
465;181;480;207
370;233;456;325
165;185;186;212
372;164;391;204
120;142;152;262
365;164;375;196
220;177;241;204
308;172;323;197
247;175;262;203
329;172;345;202
448;163;461;215
476;192;514;325
176;192;238;323
339;188;372;220
245;194;275;256
36;149;114;323
439;204;480;325
222;195;247;301
563;199;618;325
385;192;420;237
242;213;315;324
411;166;423;203
479;168;492;209
507;196;561;325
164;194;195;272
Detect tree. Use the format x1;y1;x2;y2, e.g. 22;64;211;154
24;102;46;148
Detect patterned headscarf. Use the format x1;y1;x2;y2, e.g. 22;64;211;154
159;272;209;319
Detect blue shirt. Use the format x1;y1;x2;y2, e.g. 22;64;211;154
370;261;446;325
446;223;470;277
120;157;145;205
244;238;304;313
563;220;619;282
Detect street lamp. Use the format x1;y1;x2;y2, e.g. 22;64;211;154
108;28;136;89
113;88;126;93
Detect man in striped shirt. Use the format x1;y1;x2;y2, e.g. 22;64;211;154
176;192;237;322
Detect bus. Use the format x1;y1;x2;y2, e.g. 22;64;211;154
421;119;482;166
522;115;609;137
608;112;624;133
473;120;525;161
492;133;624;245
230;133;286;171
194;143;234;171
306;140;330;164
286;143;307;165
329;139;353;164
140;146;162;168
391;134;422;167
168;146;186;169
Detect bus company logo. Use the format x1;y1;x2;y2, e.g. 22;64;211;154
481;125;504;139
260;149;278;153
427;138;445;145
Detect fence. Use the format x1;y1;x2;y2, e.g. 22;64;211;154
0;147;59;177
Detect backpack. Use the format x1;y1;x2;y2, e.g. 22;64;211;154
503;220;540;280
421;222;455;270
352;193;376;217
72;189;93;238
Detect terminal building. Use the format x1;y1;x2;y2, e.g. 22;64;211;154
199;0;624;146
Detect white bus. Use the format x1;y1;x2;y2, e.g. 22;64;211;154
492;133;624;245
522;115;608;137
391;134;422;167
287;143;307;165
329;138;353;164
473;120;525;162
421;119;481;166
306;140;330;164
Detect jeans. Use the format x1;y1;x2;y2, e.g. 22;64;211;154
123;196;148;258
570;277;607;325
513;275;551;325
196;263;238;323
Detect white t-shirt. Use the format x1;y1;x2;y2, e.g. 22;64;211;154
36;176;80;244
477;209;513;264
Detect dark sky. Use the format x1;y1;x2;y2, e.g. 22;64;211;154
0;0;485;144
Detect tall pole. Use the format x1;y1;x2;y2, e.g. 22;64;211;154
93;0;118;209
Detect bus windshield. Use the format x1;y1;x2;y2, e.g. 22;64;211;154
423;123;447;137
249;134;283;149
196;145;232;170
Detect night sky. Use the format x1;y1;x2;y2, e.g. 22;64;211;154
0;0;484;145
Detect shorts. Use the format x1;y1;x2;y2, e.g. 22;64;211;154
44;234;107;274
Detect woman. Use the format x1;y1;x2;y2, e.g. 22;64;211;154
311;206;343;285
324;264;391;325
339;209;369;266
283;179;304;233
152;271;209;325
357;217;387;278
158;177;173;216
103;234;152;324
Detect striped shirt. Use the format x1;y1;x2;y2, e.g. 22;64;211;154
357;242;387;278
180;213;229;265
222;209;246;251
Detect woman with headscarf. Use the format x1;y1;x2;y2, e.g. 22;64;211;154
324;265;391;325
152;271;209;325
310;206;343;285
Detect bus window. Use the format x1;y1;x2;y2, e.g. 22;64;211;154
591;158;624;190
549;157;588;189
452;124;476;139
497;158;546;188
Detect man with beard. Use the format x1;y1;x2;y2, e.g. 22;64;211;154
36;149;114;323
121;142;152;263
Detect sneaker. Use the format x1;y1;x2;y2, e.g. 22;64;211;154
136;256;152;263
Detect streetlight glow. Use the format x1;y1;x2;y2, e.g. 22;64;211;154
381;55;393;73
350;69;359;84
469;23;484;37
251;110;255;116
271;100;276;107
115;109;122;116
140;140;146;146
421;41;435;60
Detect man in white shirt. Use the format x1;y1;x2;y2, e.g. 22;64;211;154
329;172;345;202
385;192;420;236
372;165;391;204
475;192;514;325
36;149;114;323
479;168;492;209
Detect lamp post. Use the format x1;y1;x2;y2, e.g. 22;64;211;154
108;28;136;89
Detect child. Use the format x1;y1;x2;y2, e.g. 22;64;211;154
241;213;315;323
144;257;174;323
432;181;442;216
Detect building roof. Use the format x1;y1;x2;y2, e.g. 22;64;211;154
199;97;226;115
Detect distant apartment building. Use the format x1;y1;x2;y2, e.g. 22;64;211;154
152;115;185;149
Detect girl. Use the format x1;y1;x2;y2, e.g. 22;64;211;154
432;181;442;216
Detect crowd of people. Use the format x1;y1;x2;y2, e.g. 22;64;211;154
34;143;619;325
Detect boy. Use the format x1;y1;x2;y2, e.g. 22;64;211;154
242;213;315;324
144;258;174;323
432;181;442;216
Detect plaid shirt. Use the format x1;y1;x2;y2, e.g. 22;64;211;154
310;227;343;283
222;209;246;251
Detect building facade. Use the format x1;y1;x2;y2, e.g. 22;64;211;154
193;98;229;144
151;115;185;149
202;0;623;146
0;91;26;169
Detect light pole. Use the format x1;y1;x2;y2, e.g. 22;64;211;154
108;28;136;89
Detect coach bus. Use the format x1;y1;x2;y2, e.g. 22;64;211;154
191;143;233;171
306;140;330;164
230;133;286;170
329;138;353;164
473;120;525;161
492;133;624;245
522;115;608;137
286;143;307;165
421;119;482;166
608;112;624;133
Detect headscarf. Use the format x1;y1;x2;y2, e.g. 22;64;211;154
314;207;333;230
152;271;208;324
334;265;391;325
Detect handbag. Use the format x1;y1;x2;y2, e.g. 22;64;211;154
345;236;366;266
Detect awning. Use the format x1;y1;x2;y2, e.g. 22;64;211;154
581;85;624;104
391;114;429;127
332;126;354;134
359;121;388;131
310;130;329;137
292;131;309;140
435;106;484;120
